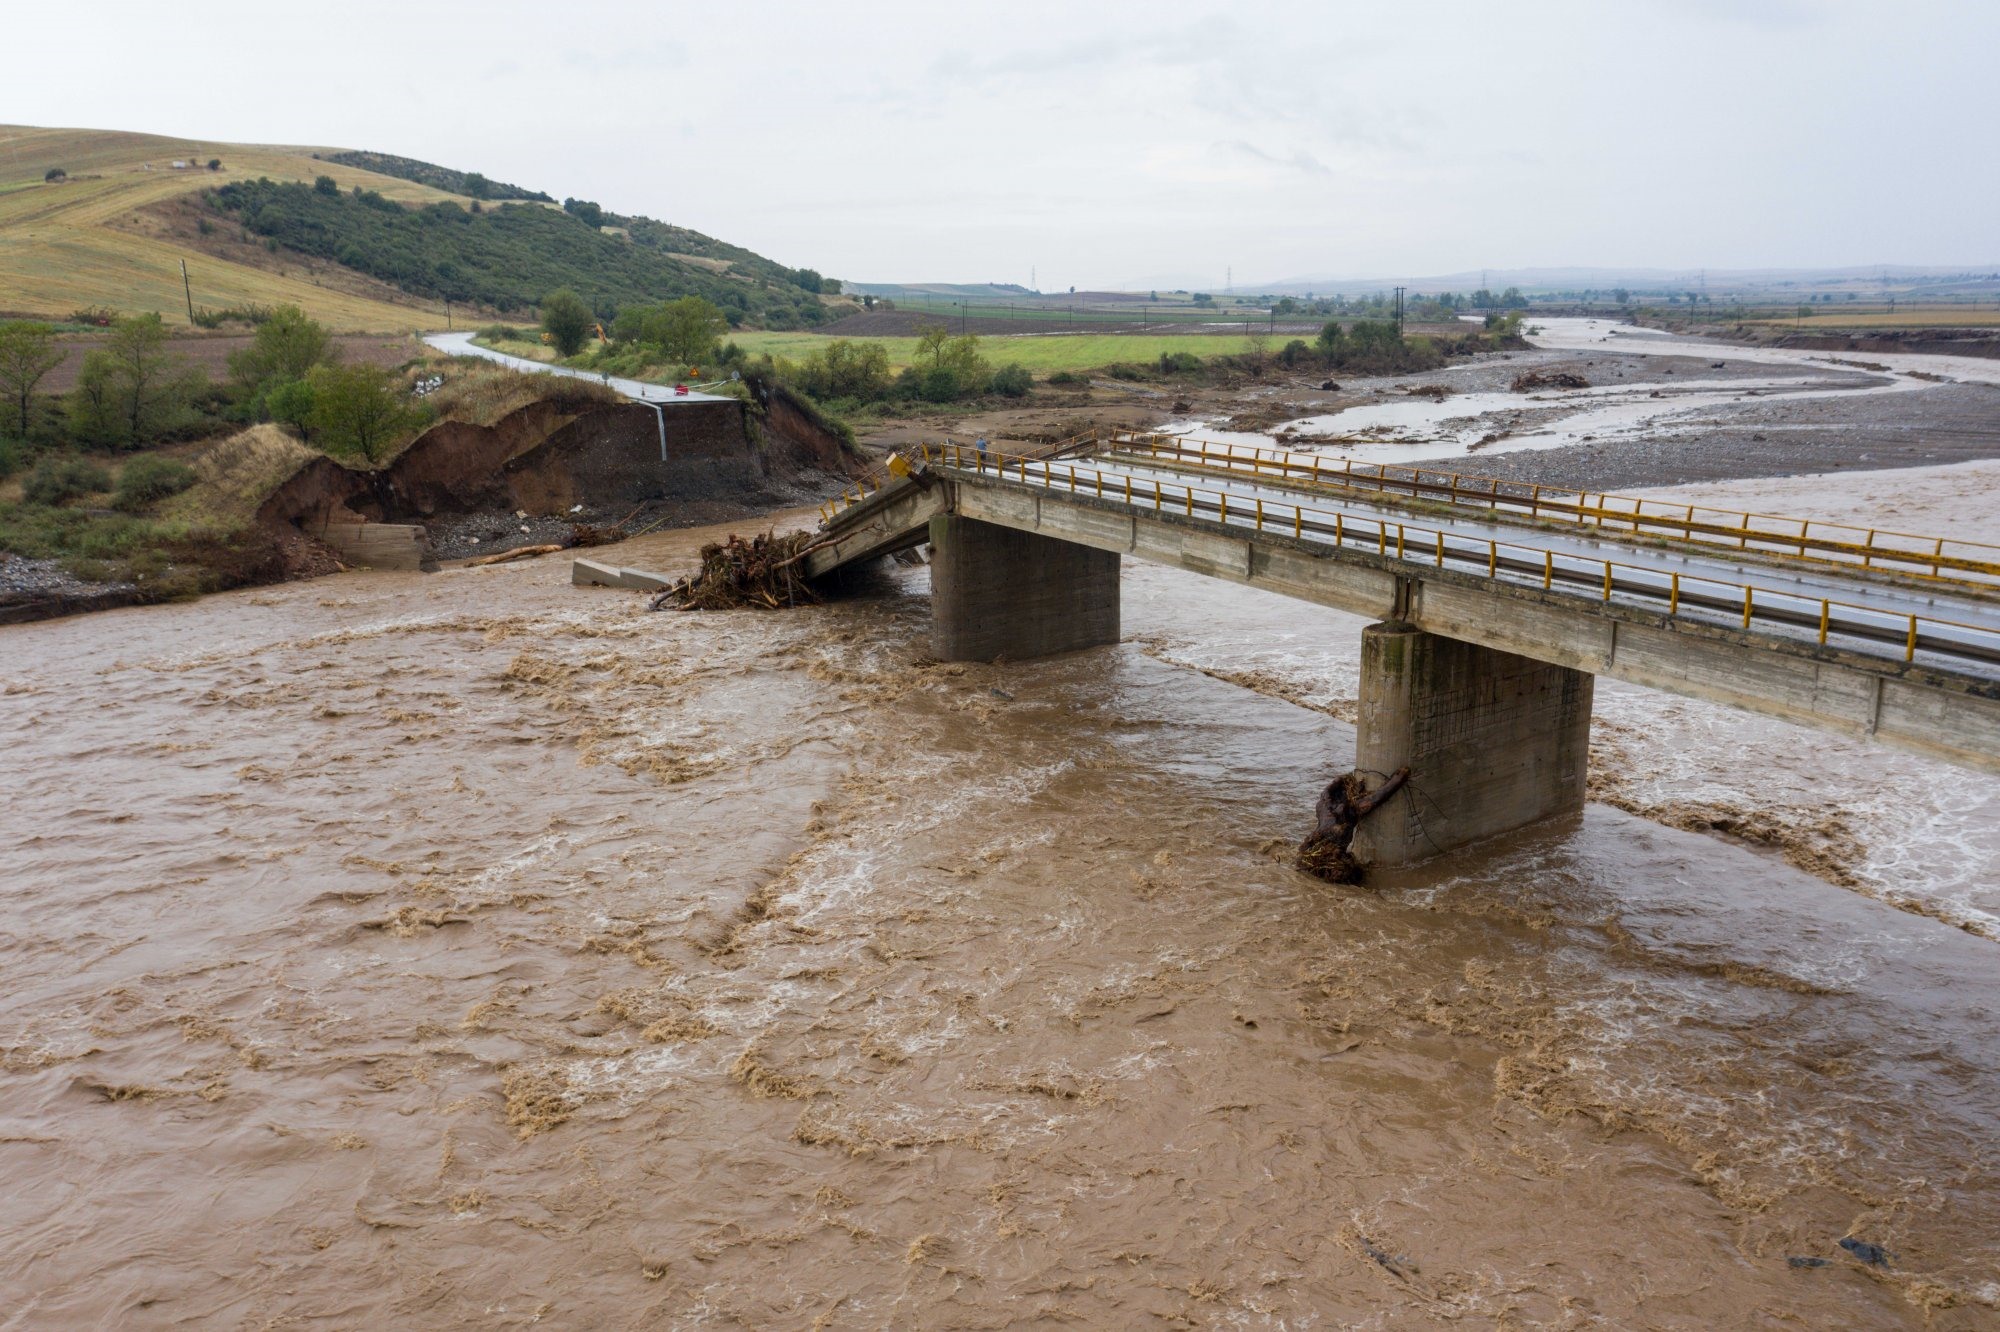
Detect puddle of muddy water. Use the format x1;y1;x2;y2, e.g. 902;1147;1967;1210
1;508;1998;1327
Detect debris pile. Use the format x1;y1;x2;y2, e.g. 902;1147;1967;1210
1296;768;1409;884
1511;369;1591;392
653;531;822;611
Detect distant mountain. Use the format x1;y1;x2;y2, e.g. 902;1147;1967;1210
1251;265;2000;297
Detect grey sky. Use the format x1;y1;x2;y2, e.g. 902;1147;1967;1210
9;0;1997;289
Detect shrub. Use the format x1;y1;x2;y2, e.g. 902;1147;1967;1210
1045;370;1089;386
539;288;594;356
1278;339;1314;368
0;437;22;479
113;456;197;510
23;456;113;505
306;364;427;462
990;364;1032;398
918;365;965;403
44;168;66;183
1158;351;1204;376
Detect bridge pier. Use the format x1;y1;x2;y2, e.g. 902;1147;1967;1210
928;514;1120;661
1350;621;1593;867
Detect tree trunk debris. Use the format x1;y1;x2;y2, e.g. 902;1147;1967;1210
1296;767;1410;884
651;531;824;611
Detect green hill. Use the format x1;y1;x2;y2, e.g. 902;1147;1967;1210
0;125;842;332
210;175;835;327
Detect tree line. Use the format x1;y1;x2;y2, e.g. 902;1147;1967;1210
210;178;836;329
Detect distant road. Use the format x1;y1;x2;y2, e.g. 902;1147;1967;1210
422;331;730;404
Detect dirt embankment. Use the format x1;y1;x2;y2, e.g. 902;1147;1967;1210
243;390;865;569
1634;316;2000;361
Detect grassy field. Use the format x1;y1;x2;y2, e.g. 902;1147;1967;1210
726;330;1268;372
1744;305;2000;331
0;125;467;331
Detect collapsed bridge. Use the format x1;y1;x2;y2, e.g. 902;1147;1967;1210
796;431;2000;867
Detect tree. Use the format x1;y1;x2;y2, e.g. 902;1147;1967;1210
229;304;336;394
66;351;122;445
649;296;728;365
207;158;222;171
914;320;952;370
0;321;65;436
562;198;604;228
67;314;203;448
267;378;318;439
44;167;66;183
540;288;594;356
463;172;491;200
307;364;422;462
314;174;339;196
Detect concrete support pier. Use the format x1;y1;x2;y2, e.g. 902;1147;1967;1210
928;514;1120;661
1351;621;1593;867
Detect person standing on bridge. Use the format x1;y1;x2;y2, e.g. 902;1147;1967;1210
976;436;991;470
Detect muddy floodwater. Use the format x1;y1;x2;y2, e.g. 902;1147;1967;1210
5;497;2000;1326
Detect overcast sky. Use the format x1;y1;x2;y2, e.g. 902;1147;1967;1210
9;1;1997;289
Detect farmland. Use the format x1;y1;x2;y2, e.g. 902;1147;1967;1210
0;125;457;331
1744;304;2000;330
727;330;1271;373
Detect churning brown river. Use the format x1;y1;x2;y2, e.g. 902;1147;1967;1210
5;508;1999;1328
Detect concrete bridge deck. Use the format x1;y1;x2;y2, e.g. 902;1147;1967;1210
793;436;2000;864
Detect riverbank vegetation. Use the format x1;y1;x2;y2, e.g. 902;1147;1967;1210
0;304;574;595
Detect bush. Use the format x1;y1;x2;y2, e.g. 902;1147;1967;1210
917;365;966;403
113;456;197;511
1045;370;1088;386
990;364;1032;398
44;168;66;183
0;437;22;479
1158;351;1204;376
479;323;522;343
23;456;113;506
539;288;594;356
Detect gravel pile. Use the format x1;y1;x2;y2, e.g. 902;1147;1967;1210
0;555;133;601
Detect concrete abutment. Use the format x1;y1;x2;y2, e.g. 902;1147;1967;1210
928;514;1120;662
1351;621;1594;867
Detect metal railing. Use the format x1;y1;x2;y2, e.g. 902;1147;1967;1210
1094;431;2000;590
893;440;2000;673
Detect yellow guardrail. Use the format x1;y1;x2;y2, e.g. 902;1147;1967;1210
892;440;2000;670
1094;430;2000;590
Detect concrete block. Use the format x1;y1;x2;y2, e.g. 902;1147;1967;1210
1351;622;1593;867
573;558;622;587
618;567;674;592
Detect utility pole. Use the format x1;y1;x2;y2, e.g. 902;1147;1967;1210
180;259;195;325
1394;285;1405;338
445;298;452;331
